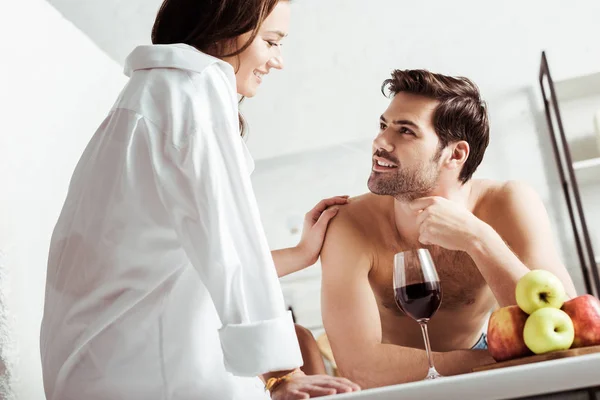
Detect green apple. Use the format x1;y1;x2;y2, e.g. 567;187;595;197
515;270;566;314
523;308;574;354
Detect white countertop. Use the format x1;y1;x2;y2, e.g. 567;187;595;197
322;353;600;400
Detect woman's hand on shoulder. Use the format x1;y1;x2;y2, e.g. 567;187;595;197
296;196;349;266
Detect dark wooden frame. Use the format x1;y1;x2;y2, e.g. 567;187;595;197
538;51;600;297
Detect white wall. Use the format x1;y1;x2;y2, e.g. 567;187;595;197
0;0;126;398
40;0;600;161
241;0;600;160
47;0;162;65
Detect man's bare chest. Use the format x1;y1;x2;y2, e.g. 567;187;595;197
369;245;489;314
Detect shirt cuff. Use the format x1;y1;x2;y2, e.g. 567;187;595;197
219;311;303;377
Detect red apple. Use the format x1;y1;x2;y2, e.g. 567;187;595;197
561;294;600;348
487;305;533;361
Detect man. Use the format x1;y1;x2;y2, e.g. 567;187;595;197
320;69;576;388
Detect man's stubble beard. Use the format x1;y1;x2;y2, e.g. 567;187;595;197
367;152;442;202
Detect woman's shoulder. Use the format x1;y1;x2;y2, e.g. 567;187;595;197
122;44;235;104
116;45;237;137
124;44;232;80
149;44;236;98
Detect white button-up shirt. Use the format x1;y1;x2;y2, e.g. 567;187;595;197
40;44;302;400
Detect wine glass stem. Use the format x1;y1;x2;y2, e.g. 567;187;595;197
419;321;436;371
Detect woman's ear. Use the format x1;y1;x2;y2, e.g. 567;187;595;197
447;141;470;171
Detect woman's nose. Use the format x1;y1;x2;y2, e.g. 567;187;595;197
268;55;284;70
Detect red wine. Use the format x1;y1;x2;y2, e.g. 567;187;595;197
395;281;442;321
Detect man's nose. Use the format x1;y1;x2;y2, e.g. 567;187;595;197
373;130;394;153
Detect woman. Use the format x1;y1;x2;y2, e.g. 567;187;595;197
40;0;360;399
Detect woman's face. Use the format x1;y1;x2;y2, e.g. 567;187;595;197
223;1;290;97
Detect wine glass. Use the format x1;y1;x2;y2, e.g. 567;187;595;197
393;248;443;380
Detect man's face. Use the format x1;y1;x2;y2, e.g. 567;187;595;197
367;92;444;202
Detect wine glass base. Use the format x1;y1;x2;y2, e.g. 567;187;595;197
424;368;443;380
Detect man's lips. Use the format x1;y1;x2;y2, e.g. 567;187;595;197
373;156;398;168
372;162;398;172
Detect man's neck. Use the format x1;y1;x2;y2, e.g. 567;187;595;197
392;180;473;245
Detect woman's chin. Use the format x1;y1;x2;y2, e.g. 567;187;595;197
237;82;259;98
240;90;257;98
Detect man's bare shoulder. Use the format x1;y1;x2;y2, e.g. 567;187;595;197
330;192;390;234
474;179;542;223
322;192;390;266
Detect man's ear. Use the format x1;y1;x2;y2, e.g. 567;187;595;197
447;141;470;171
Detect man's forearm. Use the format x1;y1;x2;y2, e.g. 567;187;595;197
467;223;530;307
340;344;494;388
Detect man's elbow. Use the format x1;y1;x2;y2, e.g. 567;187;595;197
337;362;378;390
335;352;405;389
333;346;376;388
338;364;415;389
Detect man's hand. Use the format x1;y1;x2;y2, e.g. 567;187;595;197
410;196;488;252
296;196;349;266
270;371;360;400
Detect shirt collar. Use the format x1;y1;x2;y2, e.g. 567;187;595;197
124;43;234;78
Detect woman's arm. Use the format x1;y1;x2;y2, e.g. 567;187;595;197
271;196;348;278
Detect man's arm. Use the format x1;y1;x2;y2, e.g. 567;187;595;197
469;181;577;306
320;213;494;389
411;181;577;307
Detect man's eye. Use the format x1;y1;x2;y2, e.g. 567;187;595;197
266;41;279;47
380;123;386;130
399;127;414;135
